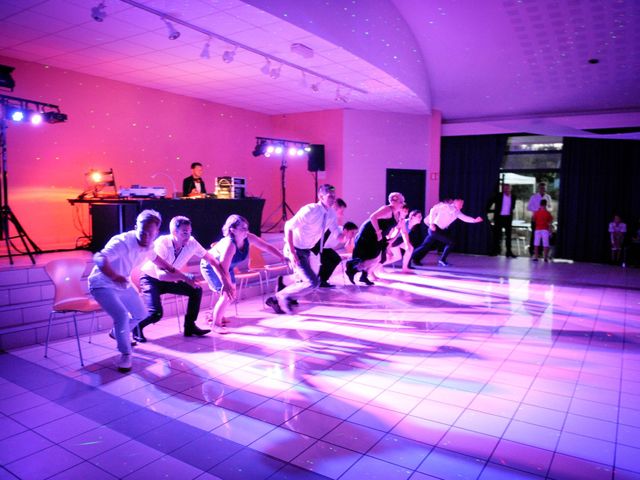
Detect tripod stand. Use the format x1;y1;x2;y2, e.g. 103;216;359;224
0;118;42;264
262;156;295;233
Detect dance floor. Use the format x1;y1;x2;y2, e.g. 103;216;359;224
1;256;639;479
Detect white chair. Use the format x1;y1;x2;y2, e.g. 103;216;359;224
44;258;101;366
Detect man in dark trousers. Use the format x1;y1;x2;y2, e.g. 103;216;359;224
487;183;517;258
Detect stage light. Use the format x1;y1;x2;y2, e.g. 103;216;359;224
222;46;236;63
0;65;16;91
266;145;275;154
297;148;304;156
30;112;43;125
163;18;180;40
91;1;106;22
252;139;267;157
274;145;283;155
304;146;311;152
43;111;68;124
287;146;297;156
89;170;103;183
8;108;24;122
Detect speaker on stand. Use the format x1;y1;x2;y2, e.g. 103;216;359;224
307;144;325;201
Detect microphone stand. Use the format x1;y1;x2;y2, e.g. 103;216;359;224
151;172;178;198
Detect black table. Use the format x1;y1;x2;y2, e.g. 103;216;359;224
69;197;265;251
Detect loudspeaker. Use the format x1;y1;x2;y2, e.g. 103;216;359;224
307;144;325;172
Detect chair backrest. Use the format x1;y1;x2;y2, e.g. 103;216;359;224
248;244;267;270
44;258;92;305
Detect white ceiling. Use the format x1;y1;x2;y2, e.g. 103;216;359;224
1;0;639;129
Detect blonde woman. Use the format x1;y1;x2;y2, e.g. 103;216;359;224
346;192;409;285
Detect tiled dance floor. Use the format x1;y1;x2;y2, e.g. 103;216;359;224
1;255;639;479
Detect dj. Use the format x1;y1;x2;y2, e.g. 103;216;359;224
182;162;206;197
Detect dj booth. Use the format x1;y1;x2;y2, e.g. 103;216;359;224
70;197;265;251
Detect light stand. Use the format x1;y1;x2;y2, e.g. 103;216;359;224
0;117;42;264
262;155;295;232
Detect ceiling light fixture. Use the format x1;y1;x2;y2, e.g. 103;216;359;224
116;0;367;96
163;18;180;40
269;64;282;80
91;1;107;22
222;46;237;64
200;38;211;59
260;58;271;75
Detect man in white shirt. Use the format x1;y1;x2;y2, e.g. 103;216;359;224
89;210;193;372
266;184;342;313
136;216;225;342
411;198;483;267
527;183;552;255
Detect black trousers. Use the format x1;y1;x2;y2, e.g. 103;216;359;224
492;214;513;255
139;274;202;327
310;232;341;283
411;226;454;263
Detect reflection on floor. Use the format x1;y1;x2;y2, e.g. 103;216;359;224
1;255;639;480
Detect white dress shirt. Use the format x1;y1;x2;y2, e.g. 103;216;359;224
88;231;157;289
428;202;476;229
140;234;207;279
285;202;339;250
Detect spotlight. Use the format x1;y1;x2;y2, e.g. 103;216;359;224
260;58;271;75
274;145;283;155
288;146;297;156
222;46;236;63
297;148;304;156
266;145;275;155
200;40;211;59
30;112;43;125
91;1;106;22
304;146;312;152
89;170;103;183
299;71;308;88
252;140;267;157
43;111;68;123
269;64;282;79
163;19;180;40
311;81;321;92
7;107;24;122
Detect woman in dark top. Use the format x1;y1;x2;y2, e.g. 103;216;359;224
346;192;409;285
201;214;284;332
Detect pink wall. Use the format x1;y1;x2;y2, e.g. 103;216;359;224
1;55;279;250
270;110;344;210
342;110;434;224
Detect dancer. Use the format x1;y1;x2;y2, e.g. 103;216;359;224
384;209;422;271
134;216;225;342
267;184;342;314
201;214;285;331
411;198;483;267
346;192;408;285
89;210;191;372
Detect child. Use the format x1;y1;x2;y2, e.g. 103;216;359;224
532;199;553;262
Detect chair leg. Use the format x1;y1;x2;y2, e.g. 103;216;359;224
44;311;54;358
72;314;84;367
88;312;96;343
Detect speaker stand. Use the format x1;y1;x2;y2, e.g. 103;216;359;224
261;157;295;233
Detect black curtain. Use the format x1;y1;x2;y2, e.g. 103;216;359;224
557;137;640;263
439;135;508;255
